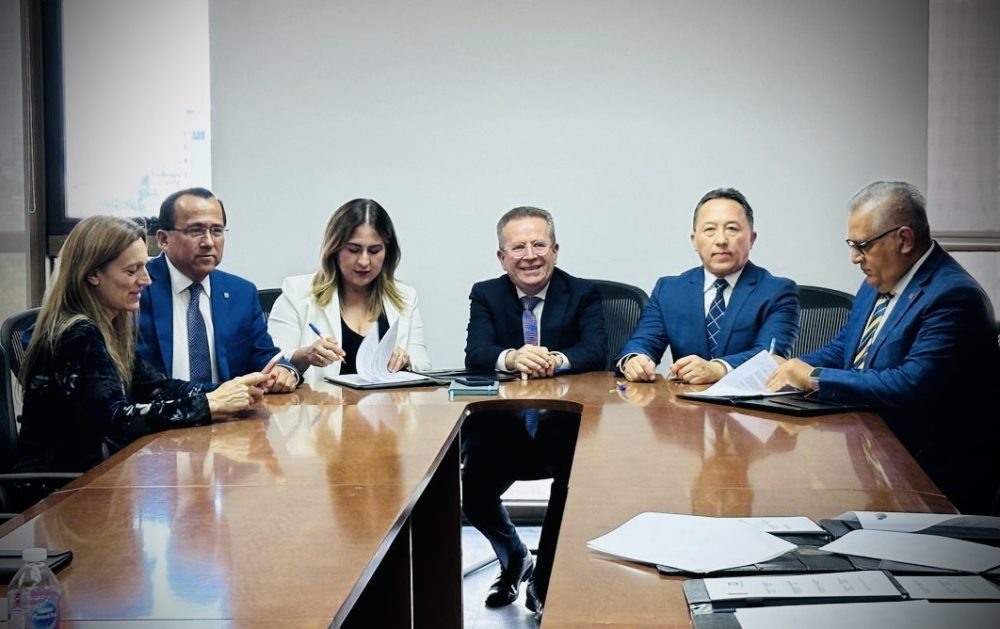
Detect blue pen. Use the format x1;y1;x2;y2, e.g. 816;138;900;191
309;322;323;337
769;338;776;355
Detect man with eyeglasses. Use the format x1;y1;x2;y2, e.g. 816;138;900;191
766;181;998;514
617;187;800;384
138;187;299;392
462;206;607;614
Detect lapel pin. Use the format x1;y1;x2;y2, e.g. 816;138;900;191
224;292;230;299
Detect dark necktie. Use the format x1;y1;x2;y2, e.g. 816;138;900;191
521;295;541;437
852;292;892;370
706;278;729;358
187;283;212;383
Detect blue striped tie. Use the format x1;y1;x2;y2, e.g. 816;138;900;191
521;296;540;437
852;292;892;370
706;278;728;358
187;283;212;383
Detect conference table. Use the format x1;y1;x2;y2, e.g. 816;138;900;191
0;372;953;628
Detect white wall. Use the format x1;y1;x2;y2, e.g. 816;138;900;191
209;0;929;368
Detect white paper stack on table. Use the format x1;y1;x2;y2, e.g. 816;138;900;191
586;512;803;573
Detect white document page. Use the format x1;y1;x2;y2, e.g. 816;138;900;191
896;575;1000;600
327;322;430;386
819;529;1000;573
586;512;795;573
737;516;825;535
703;570;901;601
735;600;1000;629
682;350;798;398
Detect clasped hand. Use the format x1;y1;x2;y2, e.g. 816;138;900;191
207;372;268;414
508;344;562;379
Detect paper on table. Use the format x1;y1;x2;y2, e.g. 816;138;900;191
682;350;799;399
703;570;900;601
819;529;1000;573
735;600;1000;629
895;575;1000;600
737;516;825;534
586;512;796;573
329;323;430;386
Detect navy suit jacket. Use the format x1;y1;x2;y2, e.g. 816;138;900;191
464;267;607;374
803;244;998;513
804;245;998;450
617;261;799;368
138;254;288;382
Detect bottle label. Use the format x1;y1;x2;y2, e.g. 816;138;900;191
29;600;59;629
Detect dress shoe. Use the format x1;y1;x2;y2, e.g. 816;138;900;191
525;576;543;614
484;551;533;607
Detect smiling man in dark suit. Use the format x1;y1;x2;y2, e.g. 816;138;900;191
767;181;999;514
463;206;607;614
138;188;298;392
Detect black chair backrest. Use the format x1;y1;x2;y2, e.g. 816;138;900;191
1;308;39;423
258;288;282;321
791;286;854;358
0;345;17;472
1;307;39;379
587;279;649;371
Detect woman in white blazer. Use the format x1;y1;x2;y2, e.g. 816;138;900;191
267;199;431;384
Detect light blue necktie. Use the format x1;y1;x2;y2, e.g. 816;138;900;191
706;278;728;358
187;283;212;383
521;295;541;437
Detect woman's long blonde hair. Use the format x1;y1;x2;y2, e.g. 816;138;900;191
311;199;404;317
20;216;148;390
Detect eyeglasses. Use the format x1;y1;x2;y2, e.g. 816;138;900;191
505;241;552;259
170;225;228;240
845;226;903;256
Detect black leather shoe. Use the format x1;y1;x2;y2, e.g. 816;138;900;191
525;576;543;614
484;551;533;607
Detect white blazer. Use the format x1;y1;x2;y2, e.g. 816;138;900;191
267;273;432;384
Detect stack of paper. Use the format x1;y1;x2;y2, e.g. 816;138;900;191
587;512;797;573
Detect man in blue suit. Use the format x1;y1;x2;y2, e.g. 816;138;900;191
617;188;799;383
138;188;298;392
463;206;607;614
767;181;999;514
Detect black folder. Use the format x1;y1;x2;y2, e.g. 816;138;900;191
655;522;1000;578
1;549;73;585
678;392;871;417
820;514;1000;548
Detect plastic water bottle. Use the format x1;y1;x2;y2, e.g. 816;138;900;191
6;547;61;629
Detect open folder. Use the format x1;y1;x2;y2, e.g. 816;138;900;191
324;322;442;390
677;350;870;417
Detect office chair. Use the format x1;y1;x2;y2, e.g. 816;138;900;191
586;279;649;370
258;288;282;321
0;345;81;523
1;307;40;426
790;286;854;358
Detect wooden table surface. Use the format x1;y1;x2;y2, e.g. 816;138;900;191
0;372;952;628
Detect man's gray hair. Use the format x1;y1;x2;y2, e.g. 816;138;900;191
848;181;931;246
496;206;557;249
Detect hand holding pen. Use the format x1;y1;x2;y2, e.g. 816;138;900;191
302;322;346;368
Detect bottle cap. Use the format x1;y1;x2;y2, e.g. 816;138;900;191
22;547;47;562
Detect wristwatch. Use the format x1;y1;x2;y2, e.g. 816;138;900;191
808;368;822;390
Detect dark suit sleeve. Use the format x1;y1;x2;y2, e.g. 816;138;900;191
718;276;800;367
810;284;991;407
559;282;608;373
616;277;672;364
465;282;508;371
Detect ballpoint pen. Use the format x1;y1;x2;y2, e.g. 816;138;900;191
769;337;776;355
309;322;322;337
